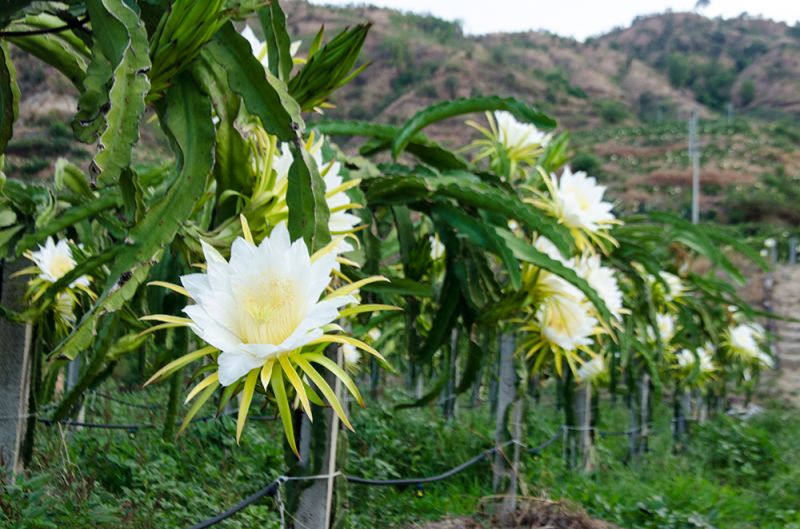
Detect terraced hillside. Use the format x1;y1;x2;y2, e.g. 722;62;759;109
4;1;800;228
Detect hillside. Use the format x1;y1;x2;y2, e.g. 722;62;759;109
5;2;800;226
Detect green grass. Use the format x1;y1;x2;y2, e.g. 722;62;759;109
2;385;800;529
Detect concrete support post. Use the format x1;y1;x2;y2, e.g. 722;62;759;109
0;261;33;477
493;332;522;520
574;383;593;472
292;345;346;529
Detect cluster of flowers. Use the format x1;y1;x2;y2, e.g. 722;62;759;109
477;112;774;388
483;113;621;382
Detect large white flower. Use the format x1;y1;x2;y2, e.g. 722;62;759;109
29;237;89;288
575;254;623;319
536;292;597;352
495;111;551;151
551;167;615;232
180;224;354;386
577;355;605;383
728;323;765;359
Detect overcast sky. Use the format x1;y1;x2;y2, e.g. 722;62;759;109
310;1;800;40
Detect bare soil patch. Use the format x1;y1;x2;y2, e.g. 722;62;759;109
416;499;619;529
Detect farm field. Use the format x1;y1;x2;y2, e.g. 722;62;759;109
5;384;800;529
1;1;799;528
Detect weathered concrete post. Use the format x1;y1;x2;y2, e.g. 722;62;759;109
574;383;593;472
0;260;33;477
493;333;521;519
292;345;347;528
638;373;651;457
443;327;458;421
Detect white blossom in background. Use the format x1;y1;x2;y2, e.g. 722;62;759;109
659;272;685;302
755;350;775;369
494;111;551;151
551;167;615;233
647;312;676;344
429;234;445;260
180;223;354;385
675;346;715;374
28;237;89;288
676;349;695;369
575;254;623;319
342;343;361;368
367;327;382;343
24;237;92;328
764;238;776;249
323;163;361;236
241;24;301;69
533;235;570;264
272;138;360;238
576;355;606;384
535;273;597;351
728;322;766;360
697;344;716;374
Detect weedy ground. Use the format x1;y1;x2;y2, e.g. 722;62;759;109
2;382;799;529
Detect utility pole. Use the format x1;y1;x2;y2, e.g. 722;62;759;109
689;109;701;224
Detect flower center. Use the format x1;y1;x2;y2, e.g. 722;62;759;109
239;276;305;345
49;253;75;279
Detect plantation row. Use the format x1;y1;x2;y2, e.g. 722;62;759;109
0;1;777;526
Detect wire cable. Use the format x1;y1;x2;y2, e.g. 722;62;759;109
186;476;287;529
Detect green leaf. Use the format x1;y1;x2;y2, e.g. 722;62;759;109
394;371;447;410
6;14;90;90
313;119;468;170
54;158;94;198
361;276;433;297
192;54;251;221
287;143;330;252
258;0;293;81
417;271;461;363
92;2;151;188
392;96;556;158
391;206;415;275
432;203;521;289
52;73;215;360
497;228;613;323
363;170;572;256
455;337;483;394
15;191;120;254
0;42;20;152
206;23;302;141
73;0;143;144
